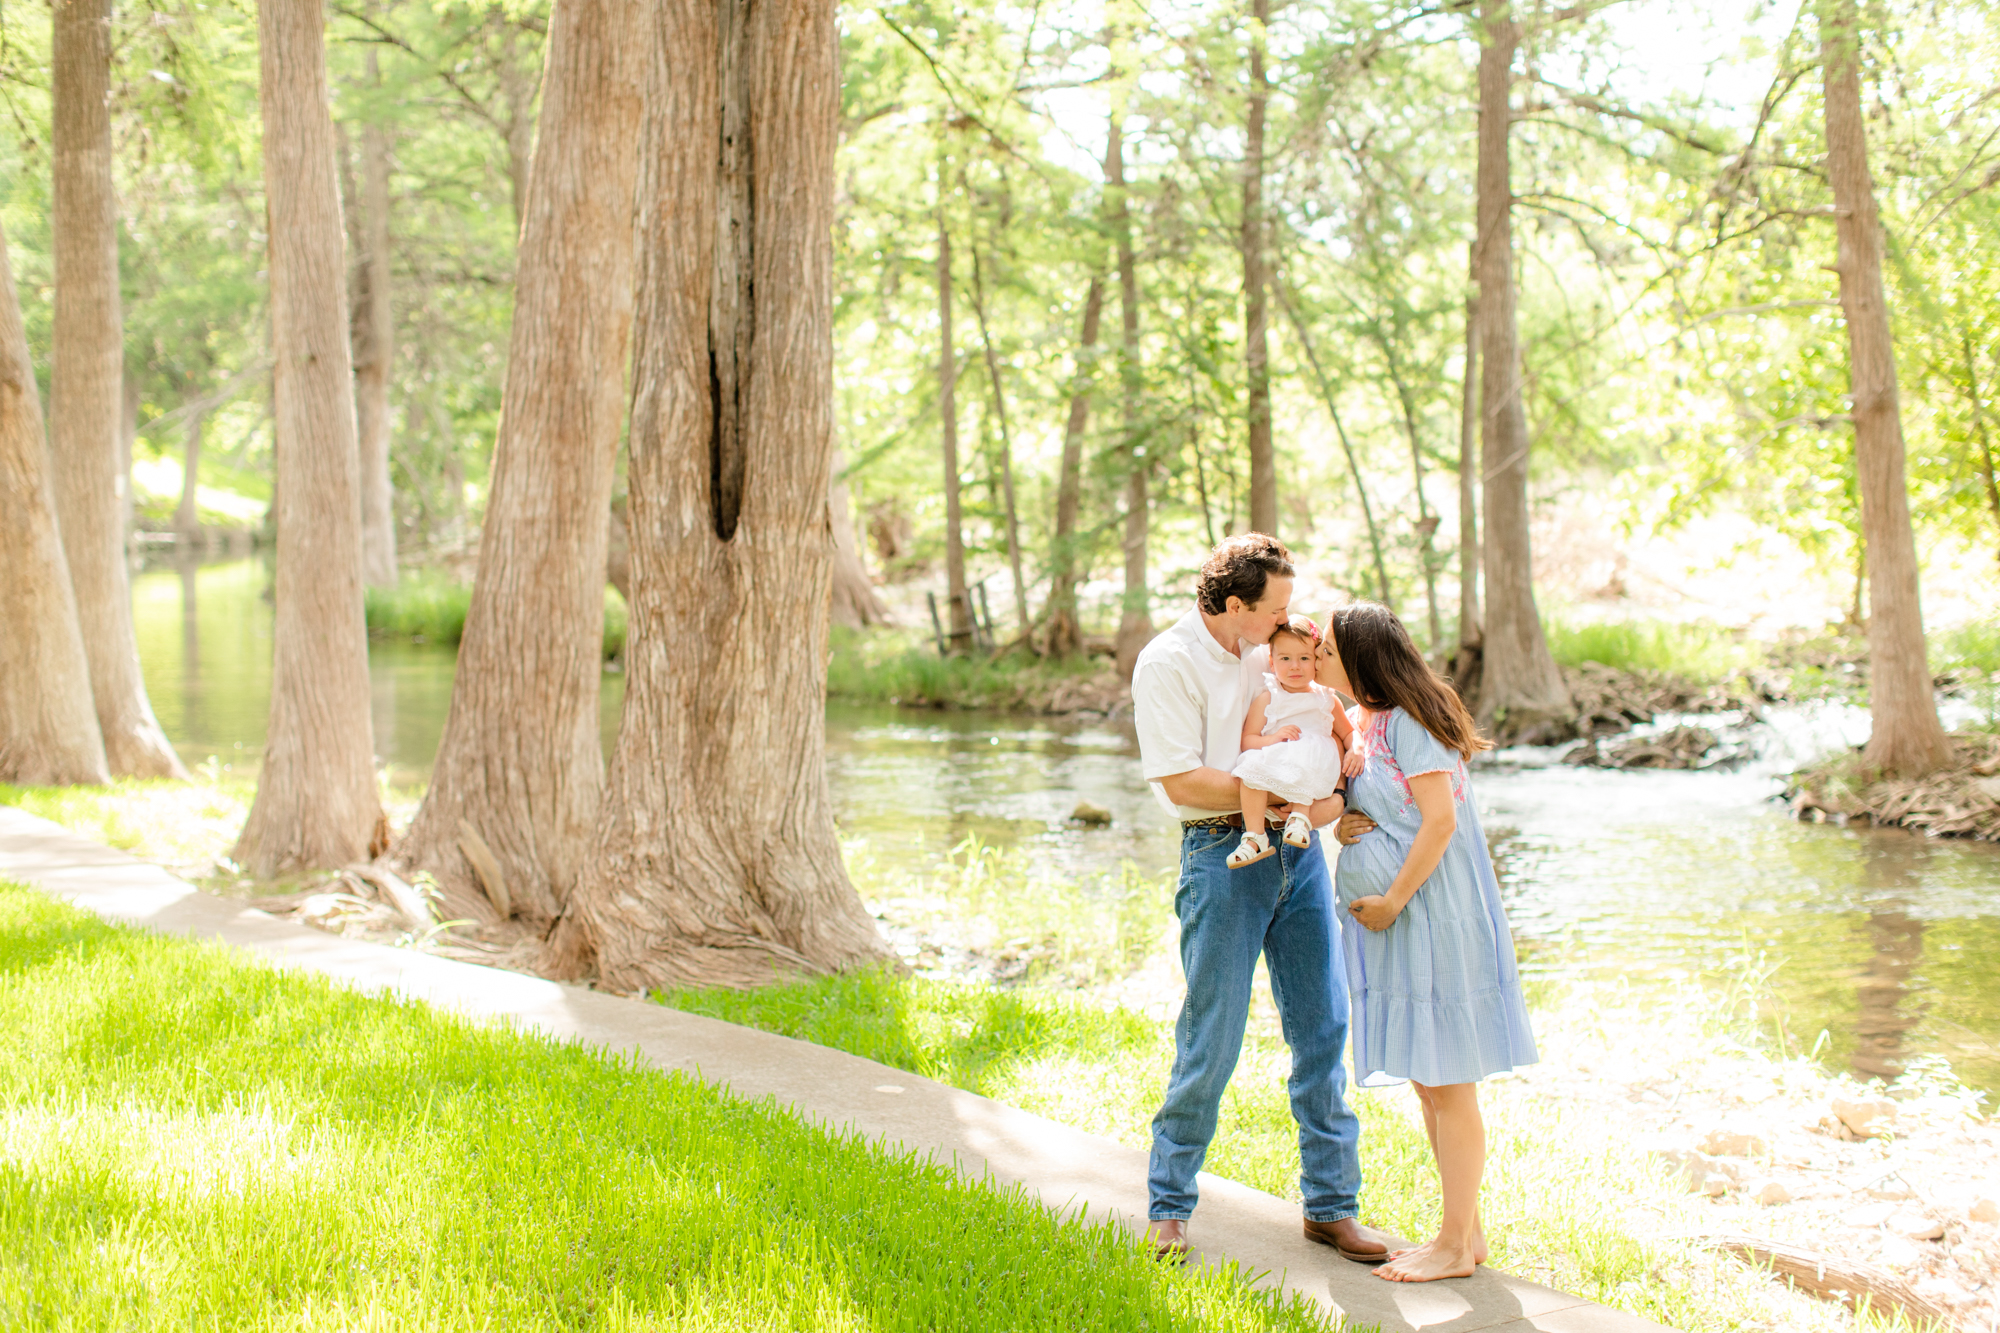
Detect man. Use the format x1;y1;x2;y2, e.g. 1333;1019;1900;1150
1131;533;1387;1262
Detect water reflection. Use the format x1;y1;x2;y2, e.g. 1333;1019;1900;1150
124;557;2000;1102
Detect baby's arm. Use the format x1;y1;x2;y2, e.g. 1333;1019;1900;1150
1239;692;1300;751
1330;702;1365;777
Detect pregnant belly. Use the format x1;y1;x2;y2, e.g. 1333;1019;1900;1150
1333;831;1405;903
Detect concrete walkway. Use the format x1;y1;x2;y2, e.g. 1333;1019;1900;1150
0;805;1668;1333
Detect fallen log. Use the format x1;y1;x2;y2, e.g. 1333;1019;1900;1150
1705;1234;1958;1329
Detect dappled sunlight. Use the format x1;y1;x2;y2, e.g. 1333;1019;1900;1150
0;1098;317;1202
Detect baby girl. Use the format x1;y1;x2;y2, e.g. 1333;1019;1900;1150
1226;615;1363;869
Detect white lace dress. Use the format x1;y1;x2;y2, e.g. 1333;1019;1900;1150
1230;677;1344;805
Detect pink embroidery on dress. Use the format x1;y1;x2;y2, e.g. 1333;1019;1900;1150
1359;709;1465;809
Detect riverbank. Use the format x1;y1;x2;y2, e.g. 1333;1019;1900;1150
1787;732;2000;843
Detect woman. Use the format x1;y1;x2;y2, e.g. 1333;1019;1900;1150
1317;601;1538;1283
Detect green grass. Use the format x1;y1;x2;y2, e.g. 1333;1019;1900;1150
826;626;1111;709
661;968;1870;1333
0;881;1336;1332
365;574;628;660
0;775;256;867
1543;617;1759;684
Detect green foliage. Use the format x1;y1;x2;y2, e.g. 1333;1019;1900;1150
1932;619;2000;676
0;883;1334;1332
364;576;628;659
1543;618;1760;683
825;626;1109;709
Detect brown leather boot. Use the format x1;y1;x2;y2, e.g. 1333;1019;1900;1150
1145;1218;1189;1259
1303;1217;1390;1263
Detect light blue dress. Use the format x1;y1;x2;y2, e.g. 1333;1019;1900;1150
1333;707;1538;1087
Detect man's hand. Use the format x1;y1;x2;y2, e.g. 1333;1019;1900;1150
1335;810;1377;845
1347;895;1402;932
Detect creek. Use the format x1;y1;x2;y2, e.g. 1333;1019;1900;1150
131;556;2000;1102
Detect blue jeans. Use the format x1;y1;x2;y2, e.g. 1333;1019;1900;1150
1147;822;1362;1222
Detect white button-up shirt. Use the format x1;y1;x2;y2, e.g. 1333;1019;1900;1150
1131;607;1270;821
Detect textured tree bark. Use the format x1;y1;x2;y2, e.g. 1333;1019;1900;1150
828;449;889;627
937;211;972;648
1107;112;1153;680
0;218;108;786
1044;273;1104;659
49;0;185;780
1473;0;1569;736
394;0;643;929
350;54;398;590
232;0;384;874
1241;0;1276;539
552;0;885;991
1821;0;1949;777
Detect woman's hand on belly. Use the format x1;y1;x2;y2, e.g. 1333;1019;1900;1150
1347;894;1402;932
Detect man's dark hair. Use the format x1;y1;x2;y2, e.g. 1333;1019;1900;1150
1195;533;1294;615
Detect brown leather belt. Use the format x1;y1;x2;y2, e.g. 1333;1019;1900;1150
1182;813;1252;830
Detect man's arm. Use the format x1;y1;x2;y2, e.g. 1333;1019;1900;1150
1158;766;1242;811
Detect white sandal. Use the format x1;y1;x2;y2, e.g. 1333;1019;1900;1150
1283;810;1313;849
1227;830;1276;869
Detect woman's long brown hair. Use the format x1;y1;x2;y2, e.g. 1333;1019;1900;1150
1329;602;1492;759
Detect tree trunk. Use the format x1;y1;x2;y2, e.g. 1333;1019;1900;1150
968;241;1030;646
1455;272;1484;693
1107;112;1153;680
49;0;185;780
829;448;889;627
1958;330;1999;565
349;52;397;590
175;410;203;544
1241;0;1276;538
1473;0;1570;736
1458;258;1482;658
498;20;539;236
1044;273;1104;659
232;0;384;875
937;210;972;649
394;0;643;929
0;218;108;786
552;0;885;991
1821;0;1949;777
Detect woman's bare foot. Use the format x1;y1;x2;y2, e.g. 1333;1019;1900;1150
1376;1236;1479;1283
